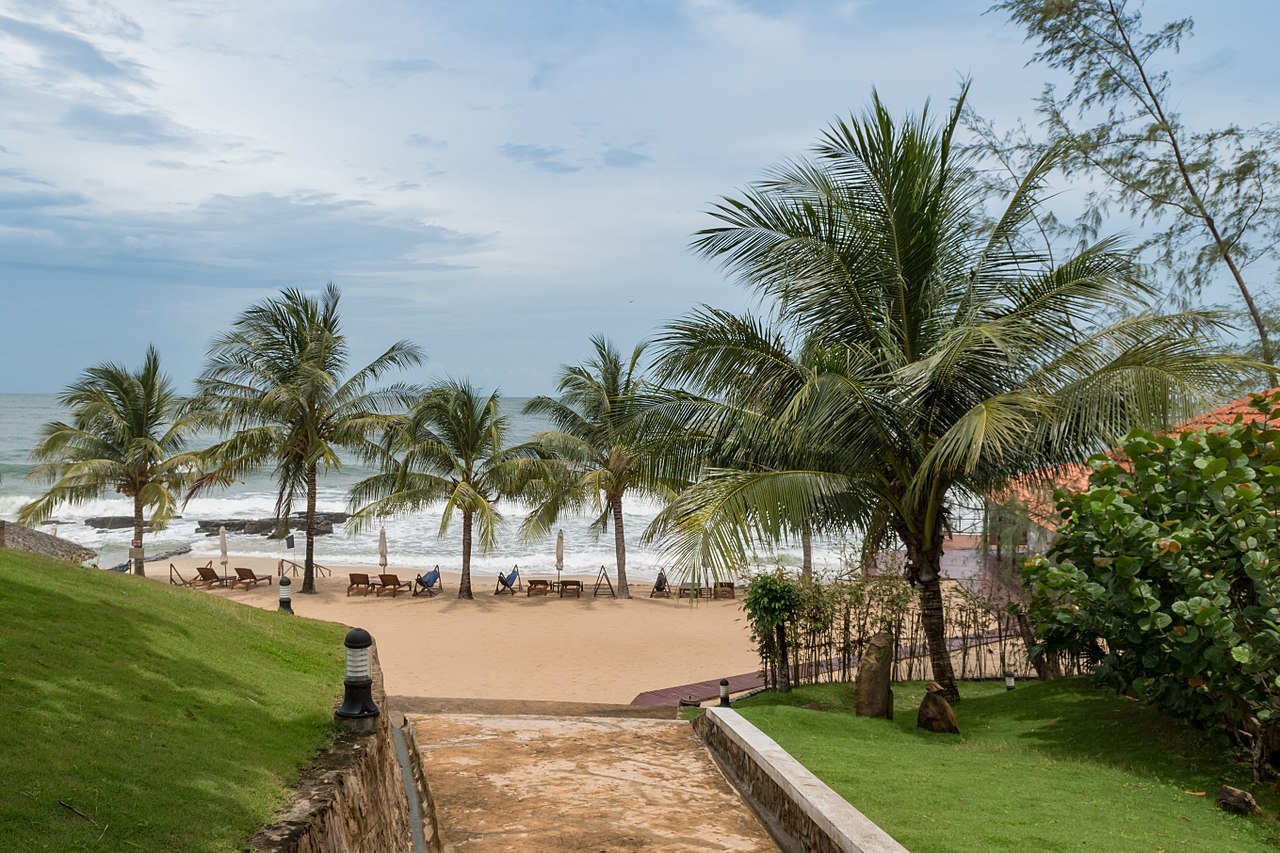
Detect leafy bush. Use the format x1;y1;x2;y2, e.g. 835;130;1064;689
1024;393;1280;768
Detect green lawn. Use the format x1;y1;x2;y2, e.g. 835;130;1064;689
733;679;1280;852
0;549;347;852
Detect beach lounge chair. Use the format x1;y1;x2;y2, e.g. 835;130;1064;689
714;580;736;599
494;567;522;595
347;573;380;596
169;561;208;587
413;567;444;597
677;582;698;599
195;564;232;589
558;579;582;598
592;565;616;598
231;566;274;590
376;574;407;597
526;579;550;596
649;570;671;598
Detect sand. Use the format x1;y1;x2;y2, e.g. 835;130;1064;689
159;556;760;705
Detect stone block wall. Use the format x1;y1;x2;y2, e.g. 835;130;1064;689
695;707;907;853
248;646;411;853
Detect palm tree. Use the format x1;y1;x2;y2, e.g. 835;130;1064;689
522;336;672;599
18;346;203;575
191;285;422;593
648;88;1241;701
348;380;546;599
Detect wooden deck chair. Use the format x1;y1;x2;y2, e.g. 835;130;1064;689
677;582;698;599
649;570;671;598
494;566;522;595
714;580;736;599
413;567;444;597
231;567;274;590
376;574;407;597
169;560;208;587
195;564;232;589
347;572;379;596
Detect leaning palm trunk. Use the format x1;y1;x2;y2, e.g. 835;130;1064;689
132;493;145;576
459;510;474;599
611;495;631;598
303;464;317;594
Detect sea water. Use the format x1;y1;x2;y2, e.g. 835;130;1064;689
0;394;842;577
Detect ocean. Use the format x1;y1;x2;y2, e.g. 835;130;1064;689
0;394;841;578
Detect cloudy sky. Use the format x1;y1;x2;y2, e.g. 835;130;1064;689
0;0;1275;394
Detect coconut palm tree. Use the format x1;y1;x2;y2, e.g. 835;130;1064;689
522;336;674;598
648;88;1242;701
348;380;546;599
18;346;203;575
191;284;422;593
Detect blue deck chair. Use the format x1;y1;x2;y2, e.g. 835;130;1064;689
493;566;523;595
413;566;444;597
649;570;671;598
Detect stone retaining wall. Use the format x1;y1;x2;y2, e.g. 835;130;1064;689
0;521;96;564
248;645;411;853
695;707;908;853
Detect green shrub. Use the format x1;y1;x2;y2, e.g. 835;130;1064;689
1024;392;1280;769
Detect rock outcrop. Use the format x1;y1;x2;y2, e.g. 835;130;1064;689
0;521;97;564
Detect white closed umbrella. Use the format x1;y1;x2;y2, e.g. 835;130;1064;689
555;529;564;588
219;525;228;576
379;527;388;569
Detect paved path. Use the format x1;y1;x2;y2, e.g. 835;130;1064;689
406;712;775;851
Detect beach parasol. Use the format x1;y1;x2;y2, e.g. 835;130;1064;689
219;525;228;575
555;529;565;589
379;527;388;569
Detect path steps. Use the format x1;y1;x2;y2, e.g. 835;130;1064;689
403;700;776;851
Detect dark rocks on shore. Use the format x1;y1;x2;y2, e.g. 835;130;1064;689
85;516;142;530
0;521;97;564
195;512;347;538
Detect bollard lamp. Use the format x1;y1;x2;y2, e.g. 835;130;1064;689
1004;669;1016;691
336;627;379;720
278;575;294;614
719;678;731;707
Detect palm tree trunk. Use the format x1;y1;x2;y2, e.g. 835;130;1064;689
775;622;792;693
302;464;317;594
611;495;631;599
132;494;145;576
906;536;960;702
459;510;473;599
801;528;813;584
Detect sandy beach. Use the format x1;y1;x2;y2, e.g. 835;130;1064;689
159;555;760;705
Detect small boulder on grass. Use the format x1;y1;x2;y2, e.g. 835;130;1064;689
917;682;959;734
1216;785;1260;816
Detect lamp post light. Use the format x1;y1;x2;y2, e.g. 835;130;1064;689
335;627;379;733
1004;669;1016;691
719;678;731;707
278;575;294;614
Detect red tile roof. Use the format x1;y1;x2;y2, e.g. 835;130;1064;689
1004;389;1280;529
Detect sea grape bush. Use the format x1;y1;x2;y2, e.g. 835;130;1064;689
1024;393;1280;754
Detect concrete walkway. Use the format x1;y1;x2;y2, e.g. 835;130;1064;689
406;710;776;851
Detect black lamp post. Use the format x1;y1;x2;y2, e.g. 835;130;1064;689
1004;669;1016;691
336;628;379;731
719;678;731;707
278;575;294;614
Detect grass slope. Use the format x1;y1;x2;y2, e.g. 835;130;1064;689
736;679;1280;852
0;549;347;852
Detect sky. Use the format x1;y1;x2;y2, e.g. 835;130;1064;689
0;0;1276;394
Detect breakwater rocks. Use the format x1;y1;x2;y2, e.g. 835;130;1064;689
195;512;350;538
0;521;97;564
